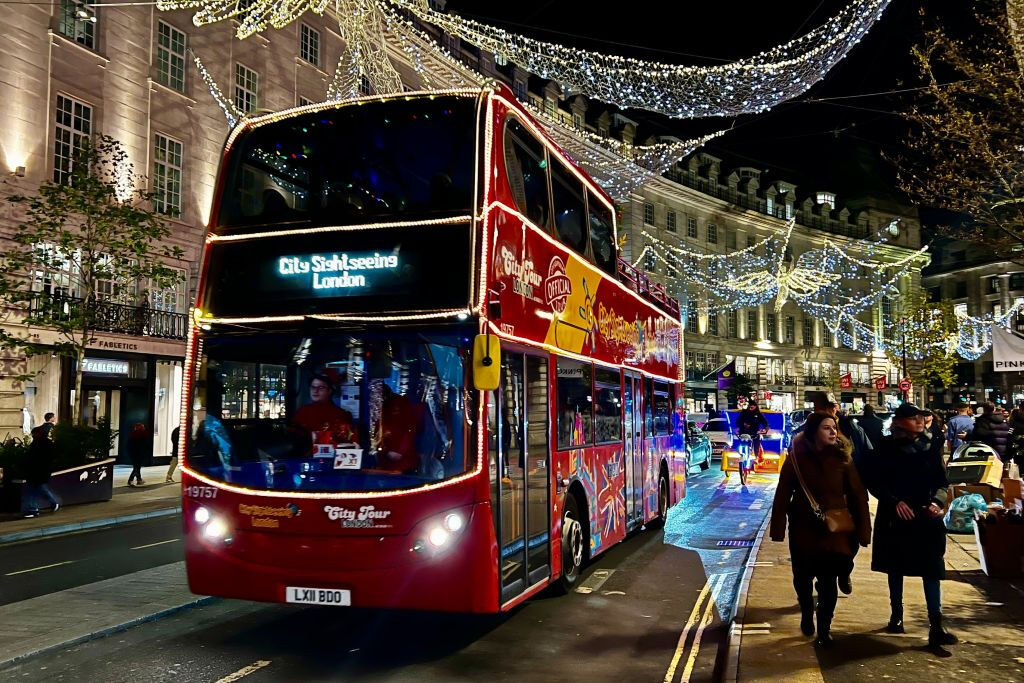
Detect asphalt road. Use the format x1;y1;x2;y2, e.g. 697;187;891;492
0;516;184;606
2;468;777;682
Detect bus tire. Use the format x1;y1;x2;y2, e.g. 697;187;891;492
649;470;670;529
556;493;586;593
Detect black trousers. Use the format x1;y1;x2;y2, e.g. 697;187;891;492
791;548;852;628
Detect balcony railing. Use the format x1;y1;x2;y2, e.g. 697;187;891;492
804;375;829;386
617;258;680;318
29;291;189;341
663;169;871;239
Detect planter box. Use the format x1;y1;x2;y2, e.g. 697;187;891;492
48;458;116;506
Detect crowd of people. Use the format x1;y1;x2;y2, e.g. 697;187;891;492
770;392;974;656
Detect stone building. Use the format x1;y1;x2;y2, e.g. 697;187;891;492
922;238;1024;407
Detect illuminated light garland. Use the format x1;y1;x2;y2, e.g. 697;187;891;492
389;0;892;119
377;0;481;89
327;0;404;99
206;215;474;243
191;50;242;127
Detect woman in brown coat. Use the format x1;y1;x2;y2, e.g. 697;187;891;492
770;412;871;647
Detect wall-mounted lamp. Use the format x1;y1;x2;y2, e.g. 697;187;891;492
8;166;25;178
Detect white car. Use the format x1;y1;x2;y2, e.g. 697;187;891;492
703;417;733;458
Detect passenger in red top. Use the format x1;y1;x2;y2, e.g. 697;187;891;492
293;374;358;444
376;385;422;473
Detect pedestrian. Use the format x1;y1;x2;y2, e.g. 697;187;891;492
126;422;149;487
734;400;768;478
38;412;57;440
165;425;180;483
945;403;975;455
869;403;957;652
770;412;871;648
23;423;60;517
971;402;1009;458
923;410;945;461
857;404;885;453
1008;407;1024;467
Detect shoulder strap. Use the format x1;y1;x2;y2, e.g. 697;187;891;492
790;451;823;518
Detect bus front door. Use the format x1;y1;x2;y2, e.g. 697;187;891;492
624;372;645;531
493;352;551;604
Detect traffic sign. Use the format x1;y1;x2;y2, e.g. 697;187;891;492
899;378;912;392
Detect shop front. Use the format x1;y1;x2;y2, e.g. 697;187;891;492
22;330;185;464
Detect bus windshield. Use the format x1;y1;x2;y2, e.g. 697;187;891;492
214;96;479;233
187;330;473;493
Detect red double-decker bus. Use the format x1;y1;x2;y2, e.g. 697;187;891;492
180;84;685;613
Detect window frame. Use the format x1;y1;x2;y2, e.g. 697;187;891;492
53;94;93;185
58;0;97;50
593;366;623;445
556;358;594;451
153;132;184;218
299;23;321;67
156;20;187;93
234;62;259;114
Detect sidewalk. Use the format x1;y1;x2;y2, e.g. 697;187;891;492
733;507;1024;682
0;465;181;544
0;561;213;670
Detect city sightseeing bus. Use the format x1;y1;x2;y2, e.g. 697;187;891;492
180;84;685;613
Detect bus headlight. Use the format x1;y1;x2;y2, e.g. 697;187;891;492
202;517;231;544
194;506;211;524
411;506;472;556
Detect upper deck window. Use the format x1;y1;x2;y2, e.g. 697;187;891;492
550;159;587;256
215;96;478;234
588;191;616;276
503;117;550;230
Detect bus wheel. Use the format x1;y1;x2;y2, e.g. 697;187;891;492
557;494;585;593
650;473;669;529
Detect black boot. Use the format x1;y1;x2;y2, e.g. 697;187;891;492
928;612;958;648
886;605;905;634
798;596;815;636
815;608;835;648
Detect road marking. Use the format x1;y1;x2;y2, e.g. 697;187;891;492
575;569;615;594
680;576;721;683
5;561;74;576
130;539;180;550
215;660;271;682
664;573;723;682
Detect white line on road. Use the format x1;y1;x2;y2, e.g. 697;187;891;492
5;561;74;576
215;660;271;682
130;539;180;550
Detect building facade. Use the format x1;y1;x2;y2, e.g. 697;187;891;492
923;239;1024;408
0;2;397;459
621;154;927;413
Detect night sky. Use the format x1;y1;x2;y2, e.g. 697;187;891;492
446;0;932;204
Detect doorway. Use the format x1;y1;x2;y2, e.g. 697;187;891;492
623;372;645;530
489;351;551;604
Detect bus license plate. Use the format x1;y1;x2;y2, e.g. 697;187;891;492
286;586;351;606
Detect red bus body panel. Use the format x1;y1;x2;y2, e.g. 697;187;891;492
184;85;684;613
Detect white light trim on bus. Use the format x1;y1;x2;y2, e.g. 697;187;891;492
206;215;474;244
198;308;473;326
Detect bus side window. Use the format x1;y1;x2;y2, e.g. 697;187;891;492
588;192;617;276
550;159;588;256
653;382;670;435
503;118;550;230
593;367;622;444
556;358;593;449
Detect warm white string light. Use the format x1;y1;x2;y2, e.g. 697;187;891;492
388;0;892;119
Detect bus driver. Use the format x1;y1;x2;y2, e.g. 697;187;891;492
293;373;358;445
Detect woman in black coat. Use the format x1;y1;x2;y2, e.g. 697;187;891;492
126;423;150;487
870;404;956;651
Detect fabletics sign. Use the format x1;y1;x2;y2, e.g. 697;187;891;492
278;251;399;291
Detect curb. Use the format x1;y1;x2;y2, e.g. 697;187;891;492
0;506;181;545
724;509;773;683
0;595;218;671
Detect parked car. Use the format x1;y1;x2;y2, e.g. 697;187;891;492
685;421;713;471
703;417;733;460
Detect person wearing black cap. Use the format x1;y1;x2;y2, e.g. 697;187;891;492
869;402;956;652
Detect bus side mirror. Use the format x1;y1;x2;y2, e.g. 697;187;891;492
472;334;500;391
